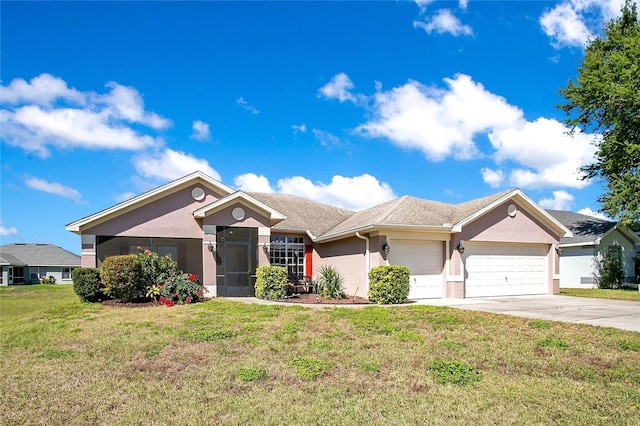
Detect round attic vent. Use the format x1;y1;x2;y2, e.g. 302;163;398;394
232;207;246;221
191;187;205;201
507;204;518;217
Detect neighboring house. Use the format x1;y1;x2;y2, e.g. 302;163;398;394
0;243;81;285
66;171;571;299
547;210;640;288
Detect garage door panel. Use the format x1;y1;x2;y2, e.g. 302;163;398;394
389;241;443;299
464;244;548;298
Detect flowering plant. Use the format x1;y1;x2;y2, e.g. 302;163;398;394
159;272;205;305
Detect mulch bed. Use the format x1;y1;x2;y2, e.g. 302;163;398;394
279;293;371;305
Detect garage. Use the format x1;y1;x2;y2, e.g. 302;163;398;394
463;243;548;297
388;240;443;299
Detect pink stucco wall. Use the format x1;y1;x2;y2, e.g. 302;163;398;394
203;203;271;228
84;184;225;238
314;236;367;297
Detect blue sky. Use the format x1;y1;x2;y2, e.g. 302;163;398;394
1;0;628;254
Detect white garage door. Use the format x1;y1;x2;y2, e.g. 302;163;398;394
464;243;548;298
388;241;443;299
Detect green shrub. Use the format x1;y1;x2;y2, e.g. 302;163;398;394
316;265;345;299
136;247;180;294
368;265;410;304
595;248;625;289
159;272;205;305
255;266;288;300
101;254;142;302
72;268;104;302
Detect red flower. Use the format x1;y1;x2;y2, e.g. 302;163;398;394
165;299;174;307
158;284;163;289
171;292;177;298
158;296;166;305
185;297;192;304
188;274;198;282
197;289;204;297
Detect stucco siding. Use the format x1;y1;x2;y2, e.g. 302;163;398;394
85;185;217;238
560;246;597;288
314;237;366;297
203;203;271;228
460;202;557;244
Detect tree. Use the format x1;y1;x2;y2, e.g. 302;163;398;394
559;0;640;226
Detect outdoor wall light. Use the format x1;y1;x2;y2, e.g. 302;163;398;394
555;243;563;256
382;241;391;255
207;241;216;253
262;244;270;255
456;240;465;254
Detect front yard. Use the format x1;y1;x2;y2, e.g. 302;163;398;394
1;285;639;425
560;287;640;301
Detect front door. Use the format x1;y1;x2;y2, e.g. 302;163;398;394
216;227;257;297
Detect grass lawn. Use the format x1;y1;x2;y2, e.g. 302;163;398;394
1;285;639;425
560;287;640;301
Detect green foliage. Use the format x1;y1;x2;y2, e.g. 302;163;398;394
100;254;143;302
618;340;640;351
136;247;180;297
190;328;236;342
315;265;345;299
72;268;104;302
287;356;332;379
595;248;625;289
237;367;268;382
529;319;552;329
158;273;205;306
559;1;640;225
538;337;569;349
254;266;288;300
39;276;56;285
367;265;410;304
428;360;482;386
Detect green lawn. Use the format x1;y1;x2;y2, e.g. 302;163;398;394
1;285;639;425
560;287;640;301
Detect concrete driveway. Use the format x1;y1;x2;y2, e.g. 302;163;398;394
419;295;640;332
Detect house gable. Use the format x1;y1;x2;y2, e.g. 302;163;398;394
66;171;233;234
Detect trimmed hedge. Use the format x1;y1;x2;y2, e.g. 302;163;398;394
255;266;288;300
368;265;410;304
72;268;104;302
101;254;142;302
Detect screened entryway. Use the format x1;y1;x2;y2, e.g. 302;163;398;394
216;227;258;297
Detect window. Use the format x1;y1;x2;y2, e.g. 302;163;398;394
63;267;72;280
270;236;305;281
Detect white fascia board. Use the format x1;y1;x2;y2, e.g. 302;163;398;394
66;171;234;234
193;191;286;220
451;189;573;238
559;241;596;248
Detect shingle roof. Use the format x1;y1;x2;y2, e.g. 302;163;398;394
546;210;616;244
247;193;354;237
248;190;521;240
0;244;81;266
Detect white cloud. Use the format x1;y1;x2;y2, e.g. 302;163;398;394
481;168;505;188
234;173;275;193
191;120;211;141
133;148;221;182
233;172;396;210
25;177;83;203
318;73;363;103
540;0;625;49
0;74;169;157
577;207;610;220
0;220;18;237
539;190;575;210
413;9;473;36
236;97;259;114
312;129;344;148
357;74;523;161
489;117;597;189
276;174;396;211
292;123;307;135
